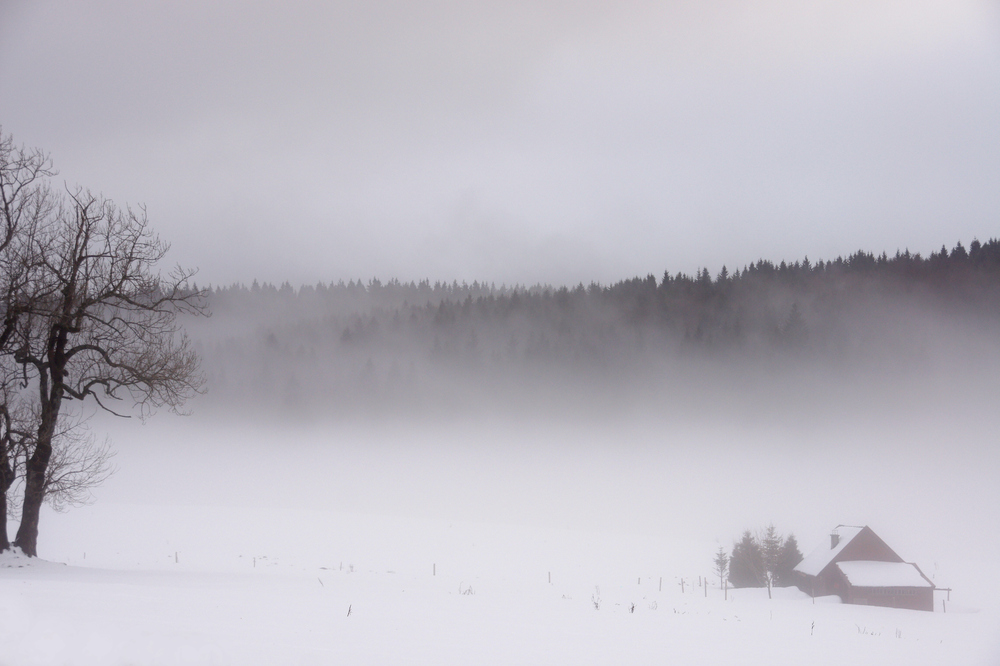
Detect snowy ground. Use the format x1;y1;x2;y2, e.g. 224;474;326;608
1;412;998;665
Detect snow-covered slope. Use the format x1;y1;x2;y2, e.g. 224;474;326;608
1;407;997;664
1;507;996;666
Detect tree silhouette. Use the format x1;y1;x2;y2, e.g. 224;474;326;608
9;189;204;556
729;530;765;588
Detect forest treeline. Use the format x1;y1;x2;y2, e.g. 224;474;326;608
190;240;1000;417
208;238;1000;316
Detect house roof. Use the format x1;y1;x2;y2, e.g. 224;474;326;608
793;525;865;577
835;561;933;588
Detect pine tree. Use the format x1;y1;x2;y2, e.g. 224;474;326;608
713;546;729;590
761;523;783;599
729;530;765;588
775;534;804;587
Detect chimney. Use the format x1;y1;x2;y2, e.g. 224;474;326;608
831;531;840;549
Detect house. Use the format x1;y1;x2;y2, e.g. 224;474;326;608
793;525;934;611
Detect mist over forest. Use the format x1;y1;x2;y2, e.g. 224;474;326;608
153;238;1000;570
189;239;1000;423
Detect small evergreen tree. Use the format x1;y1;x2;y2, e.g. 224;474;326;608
775;534;804;587
728;530;765;588
760;523;783;599
713;546;729;590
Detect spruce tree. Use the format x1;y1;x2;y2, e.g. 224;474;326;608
728;530;765;588
775;534;804;587
761;523;783;599
713;546;729;590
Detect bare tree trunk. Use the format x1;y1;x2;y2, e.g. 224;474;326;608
0;407;12;551
14;398;59;557
14;440;52;556
0;467;10;551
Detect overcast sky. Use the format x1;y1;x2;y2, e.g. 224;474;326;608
2;1;998;287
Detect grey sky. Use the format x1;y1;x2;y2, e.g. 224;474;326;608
2;0;998;287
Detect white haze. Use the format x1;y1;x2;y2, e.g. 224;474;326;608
65;293;1000;584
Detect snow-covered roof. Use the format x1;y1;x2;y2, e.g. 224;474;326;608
835;561;933;588
793;525;865;577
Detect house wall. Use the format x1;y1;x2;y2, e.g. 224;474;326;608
810;567;844;598
845;586;934;612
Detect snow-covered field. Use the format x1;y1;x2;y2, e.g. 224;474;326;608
1;409;998;665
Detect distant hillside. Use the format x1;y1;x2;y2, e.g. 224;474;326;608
186;239;1000;418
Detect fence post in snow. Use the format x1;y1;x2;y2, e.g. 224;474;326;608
659;577;662;592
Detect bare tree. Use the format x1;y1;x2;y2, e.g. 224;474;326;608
4;408;116;517
0;391;22;550
0;128;55;256
43;430;116;513
10;188;205;556
0;129;57;549
0;128;57;352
